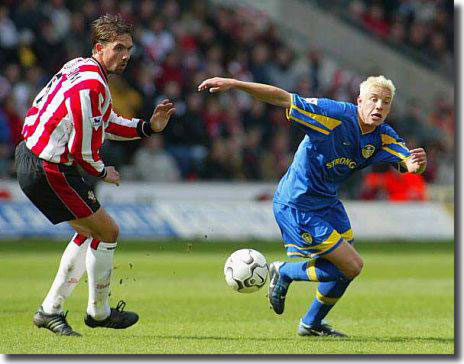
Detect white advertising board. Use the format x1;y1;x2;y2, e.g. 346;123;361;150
0;181;453;241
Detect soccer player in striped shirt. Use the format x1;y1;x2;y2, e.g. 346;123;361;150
198;75;427;337
15;15;175;336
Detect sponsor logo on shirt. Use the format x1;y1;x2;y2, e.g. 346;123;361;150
326;157;357;169
88;190;97;203
91;116;102;130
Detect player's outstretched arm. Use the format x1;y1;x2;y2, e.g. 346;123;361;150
198;77;291;108
402;148;427;174
150;99;176;132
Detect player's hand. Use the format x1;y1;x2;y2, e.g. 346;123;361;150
410;148;427;166
197;77;235;93
405;147;427;174
150;99;176;132
103;166;120;186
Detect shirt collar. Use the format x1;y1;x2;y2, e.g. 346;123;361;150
90;57;108;83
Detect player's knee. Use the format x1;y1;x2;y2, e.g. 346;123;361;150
344;257;363;280
94;224;119;243
355;257;364;276
106;224;119;243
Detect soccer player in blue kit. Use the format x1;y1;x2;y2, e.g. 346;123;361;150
198;75;427;337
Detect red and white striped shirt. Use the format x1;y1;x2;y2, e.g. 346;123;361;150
22;57;151;177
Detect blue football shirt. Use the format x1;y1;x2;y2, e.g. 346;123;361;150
274;94;412;210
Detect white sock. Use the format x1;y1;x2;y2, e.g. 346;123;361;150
41;233;91;314
86;240;117;321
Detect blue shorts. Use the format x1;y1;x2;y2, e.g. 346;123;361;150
273;200;354;260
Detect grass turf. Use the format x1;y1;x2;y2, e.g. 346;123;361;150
0;239;454;355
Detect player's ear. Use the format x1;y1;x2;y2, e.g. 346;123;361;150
357;96;362;106
94;43;104;54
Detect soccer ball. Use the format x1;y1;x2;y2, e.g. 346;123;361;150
224;249;269;293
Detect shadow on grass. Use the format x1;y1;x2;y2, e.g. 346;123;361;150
348;336;454;344
143;334;454;344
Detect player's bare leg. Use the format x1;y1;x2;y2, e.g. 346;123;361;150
321;240;364;280
68;207;119;244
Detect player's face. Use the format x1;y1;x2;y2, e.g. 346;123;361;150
357;86;392;127
97;34;133;74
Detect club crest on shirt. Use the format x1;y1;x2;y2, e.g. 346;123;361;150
362;144;375;159
88;190;97;203
301;232;313;244
91;116;102;130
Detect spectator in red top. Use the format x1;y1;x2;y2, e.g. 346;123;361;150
3;95;22;146
362;4;390;38
384;168;426;201
361;165;426;201
156;50;184;90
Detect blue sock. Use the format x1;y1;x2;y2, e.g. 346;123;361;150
302;279;351;327
279;261;308;282
279;259;347;282
311;259;347;281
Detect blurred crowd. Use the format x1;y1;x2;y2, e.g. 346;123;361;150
325;0;454;76
0;0;454;200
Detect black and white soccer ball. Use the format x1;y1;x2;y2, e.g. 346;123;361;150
224;249;269;293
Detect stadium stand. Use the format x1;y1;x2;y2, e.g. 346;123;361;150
0;0;454;200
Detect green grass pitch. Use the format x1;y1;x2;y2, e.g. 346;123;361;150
0;239;454;355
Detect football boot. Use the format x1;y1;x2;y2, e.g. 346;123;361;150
268;261;290;314
33;306;81;336
297;320;347;337
84;300;139;329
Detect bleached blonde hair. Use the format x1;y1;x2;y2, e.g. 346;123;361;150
359;75;396;99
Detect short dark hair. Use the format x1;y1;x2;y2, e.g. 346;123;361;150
90;14;133;50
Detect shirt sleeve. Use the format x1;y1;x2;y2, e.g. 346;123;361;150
369;125;412;170
105;107;154;141
285;94;348;136
67;87;105;176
